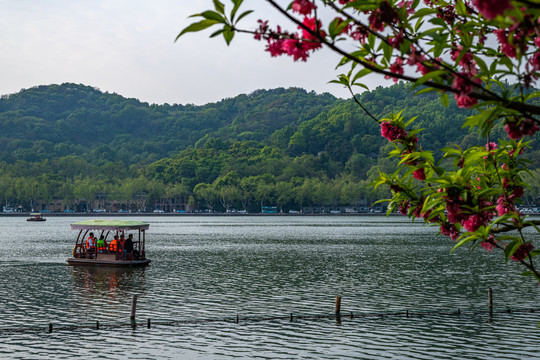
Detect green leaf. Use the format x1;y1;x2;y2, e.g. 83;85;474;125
440;92;449;107
235;10;253;24
230;0;244;22
176;19;221;41
455;0;468;16
200;10;225;22
223;25;235;45
410;7;437;20
213;0;225;14
504;240;521;262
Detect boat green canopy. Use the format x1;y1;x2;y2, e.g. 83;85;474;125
71;219;150;231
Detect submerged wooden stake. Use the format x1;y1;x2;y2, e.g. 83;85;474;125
335;296;342;315
130;295;138;320
488;288;493;316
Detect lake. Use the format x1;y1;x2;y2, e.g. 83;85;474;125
0;215;539;359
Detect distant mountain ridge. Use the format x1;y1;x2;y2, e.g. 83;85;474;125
2;82;540;212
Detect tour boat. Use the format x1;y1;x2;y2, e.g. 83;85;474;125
27;213;46;221
67;219;151;267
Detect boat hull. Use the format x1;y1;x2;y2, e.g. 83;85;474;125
66;258;151;267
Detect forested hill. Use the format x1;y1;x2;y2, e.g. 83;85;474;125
1;82;539;212
0;84;338;165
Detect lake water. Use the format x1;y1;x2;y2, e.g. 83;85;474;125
0;215;539;359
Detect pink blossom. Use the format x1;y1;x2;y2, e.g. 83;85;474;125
440;222;459;240
266;38;286;57
511;186;524;199
504;118;540;139
451;46;474;68
485;142;498;152
530;52;540;72
471;0;513;20
481;241;495;252
496;195;514;216
494;29;517;58
254;20;269;41
452;73;481;108
281;38;311;61
413;168;426;181
511;243;534;262
300;17;325;49
399;200;411;215
380;121;408;141
350;26;368;44
455;94;478;108
292;0;316;15
385;57;404;83
446;201;464;224
412;205;422;218
462;214;486;232
437;5;456;24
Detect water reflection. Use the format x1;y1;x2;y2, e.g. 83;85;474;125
70;266;147;304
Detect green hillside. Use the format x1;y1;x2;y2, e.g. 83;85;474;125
0;82;538;212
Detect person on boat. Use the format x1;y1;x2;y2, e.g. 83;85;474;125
96;235;108;253
86;233;95;250
119;234;126;253
124;234;134;259
109;235;119;252
85;233;96;257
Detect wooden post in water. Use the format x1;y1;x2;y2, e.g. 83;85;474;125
488;288;493;317
48;323;53;333
335;296;342;315
96;321;100;330
335;296;342;324
147;318;151;329
130;295;138;321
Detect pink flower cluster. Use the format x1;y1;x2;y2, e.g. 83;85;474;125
257;15;325;62
368;1;399;31
380;121;408;141
440;222;459;240
291;0;316;15
511;243;534;262
471;0;513;20
504;118;539;139
413;168;426;181
452;74;481;108
385;58;404;82
494;29;517;58
496;195;515;216
481;237;496;252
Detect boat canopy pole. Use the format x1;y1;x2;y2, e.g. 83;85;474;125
142;229;146;259
76;229;83;246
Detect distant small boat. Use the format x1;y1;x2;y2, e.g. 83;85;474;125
27;213;46;222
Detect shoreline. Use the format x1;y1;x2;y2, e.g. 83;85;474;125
1;212;403;217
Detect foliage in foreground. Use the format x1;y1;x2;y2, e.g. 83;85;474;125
178;0;540;280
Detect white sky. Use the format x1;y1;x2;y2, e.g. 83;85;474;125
0;0;390;105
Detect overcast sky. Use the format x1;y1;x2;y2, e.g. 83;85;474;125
0;0;390;105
